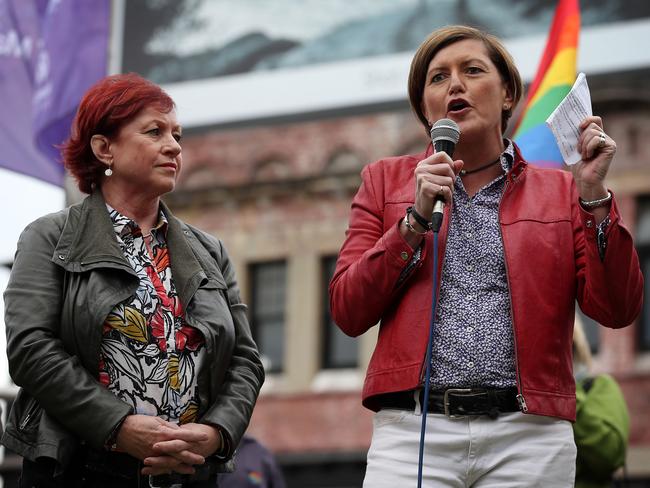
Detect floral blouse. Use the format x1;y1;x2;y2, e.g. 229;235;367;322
98;206;206;424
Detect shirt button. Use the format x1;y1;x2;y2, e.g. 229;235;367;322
468;361;474;368
586;220;593;228
466;265;473;272
58;254;66;261
466;232;472;239
400;251;409;261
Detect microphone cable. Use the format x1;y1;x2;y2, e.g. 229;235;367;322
416;118;459;487
416;226;441;488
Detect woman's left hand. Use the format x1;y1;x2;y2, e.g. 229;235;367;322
570;116;616;200
141;423;221;476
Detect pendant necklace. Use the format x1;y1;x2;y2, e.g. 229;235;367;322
459;157;501;176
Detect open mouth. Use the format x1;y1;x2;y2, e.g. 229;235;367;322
447;99;469;112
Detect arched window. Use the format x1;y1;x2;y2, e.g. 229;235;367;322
254;158;292;180
325;150;361;174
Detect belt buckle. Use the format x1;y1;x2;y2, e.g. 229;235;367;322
443;388;473;418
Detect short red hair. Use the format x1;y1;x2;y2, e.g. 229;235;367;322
62;73;175;193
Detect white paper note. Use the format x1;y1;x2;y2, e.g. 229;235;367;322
545;72;592;165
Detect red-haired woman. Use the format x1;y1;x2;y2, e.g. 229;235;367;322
2;73;264;487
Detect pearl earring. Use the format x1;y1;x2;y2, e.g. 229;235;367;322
104;161;113;176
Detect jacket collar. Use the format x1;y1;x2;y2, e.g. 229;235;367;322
53;191;131;272
509;141;528;182
53;191;217;306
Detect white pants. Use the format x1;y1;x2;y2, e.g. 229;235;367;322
363;409;576;487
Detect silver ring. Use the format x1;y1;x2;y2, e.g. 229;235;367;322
598;132;606;148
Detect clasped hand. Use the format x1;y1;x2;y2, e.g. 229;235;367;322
115;414;221;476
413;151;464;217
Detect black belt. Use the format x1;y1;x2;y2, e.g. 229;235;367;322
378;387;521;419
83;449;219;487
82;449;140;480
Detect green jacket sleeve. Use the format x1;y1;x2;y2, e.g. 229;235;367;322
4;216;132;450
574;374;629;483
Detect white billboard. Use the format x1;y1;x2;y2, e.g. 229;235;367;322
112;0;650;128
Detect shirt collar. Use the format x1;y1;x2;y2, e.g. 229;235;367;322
106;204;168;239
500;139;515;172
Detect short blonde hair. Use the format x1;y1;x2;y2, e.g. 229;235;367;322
408;25;523;134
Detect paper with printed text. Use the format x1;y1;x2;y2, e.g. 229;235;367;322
545;72;592;165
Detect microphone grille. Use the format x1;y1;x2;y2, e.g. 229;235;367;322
430;118;461;145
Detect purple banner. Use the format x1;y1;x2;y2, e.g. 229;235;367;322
0;0;109;186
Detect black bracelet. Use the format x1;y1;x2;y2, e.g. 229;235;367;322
104;414;128;451
404;215;428;235
407;206;432;231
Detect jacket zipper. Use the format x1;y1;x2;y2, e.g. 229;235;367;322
498;173;528;413
396;247;422;288
19;399;40;431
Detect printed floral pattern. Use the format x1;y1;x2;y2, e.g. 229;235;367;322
98;207;205;423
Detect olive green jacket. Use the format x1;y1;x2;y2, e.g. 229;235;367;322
1;191;264;469
574;374;629;488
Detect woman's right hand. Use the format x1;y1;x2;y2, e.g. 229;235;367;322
115;415;207;474
142;423;222;476
413;152;463;218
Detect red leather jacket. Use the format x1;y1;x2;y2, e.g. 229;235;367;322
329;144;643;421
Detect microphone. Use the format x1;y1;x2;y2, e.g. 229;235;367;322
429;119;461;232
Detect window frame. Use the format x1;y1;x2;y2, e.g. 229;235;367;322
321;256;358;370
249;260;287;373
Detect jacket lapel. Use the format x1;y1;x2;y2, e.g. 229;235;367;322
164;208;205;307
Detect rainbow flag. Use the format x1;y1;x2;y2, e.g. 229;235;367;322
513;0;580;167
